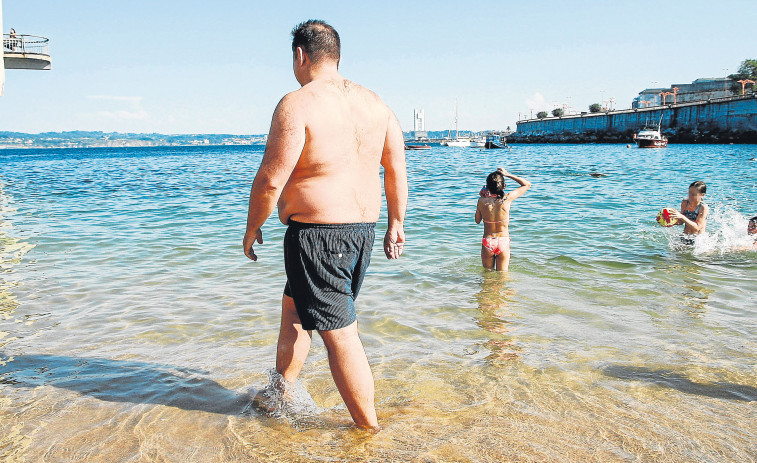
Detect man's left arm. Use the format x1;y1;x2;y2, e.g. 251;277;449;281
381;111;408;259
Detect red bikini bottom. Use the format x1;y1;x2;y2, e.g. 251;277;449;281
482;236;510;256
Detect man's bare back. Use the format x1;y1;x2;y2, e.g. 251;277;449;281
277;78;392;225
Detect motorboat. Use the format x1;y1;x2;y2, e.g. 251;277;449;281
469;136;486;148
634;117;668;148
442;138;471;147
485;133;509;149
404;144;431;150
634;129;668;148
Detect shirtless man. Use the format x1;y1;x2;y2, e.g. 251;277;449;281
242;20;407;430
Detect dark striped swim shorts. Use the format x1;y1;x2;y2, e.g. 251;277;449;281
283;220;375;331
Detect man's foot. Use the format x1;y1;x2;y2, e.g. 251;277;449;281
251;388;277;414
250;369;319;417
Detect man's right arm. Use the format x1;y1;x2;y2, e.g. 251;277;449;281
243;94;306;261
381;111;408;260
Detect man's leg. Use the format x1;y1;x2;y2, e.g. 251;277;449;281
319;322;379;429
276;294;312;382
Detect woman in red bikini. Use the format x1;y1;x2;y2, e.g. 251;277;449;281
475;167;531;271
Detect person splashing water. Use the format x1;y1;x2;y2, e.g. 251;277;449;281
668;180;709;246
732;215;757;251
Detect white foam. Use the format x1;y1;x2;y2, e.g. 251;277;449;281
250;369;321;420
664;204;756;255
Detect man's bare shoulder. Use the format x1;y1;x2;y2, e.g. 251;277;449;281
279;79;394;134
344;80;391;111
342;79;380;97
277;87;311;109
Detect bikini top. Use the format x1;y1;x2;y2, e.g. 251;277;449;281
682;200;702;221
483;219;507;224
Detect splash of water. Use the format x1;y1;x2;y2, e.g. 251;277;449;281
663;204;756;255
249;369;321;421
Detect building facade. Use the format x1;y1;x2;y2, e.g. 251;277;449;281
412;109;427;139
632;78;735;108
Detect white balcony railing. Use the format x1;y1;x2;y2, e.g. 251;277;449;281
3;34;50;56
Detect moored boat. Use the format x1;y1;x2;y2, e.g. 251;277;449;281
441;99;471;147
469;136;486;148
405;144;431;150
443;138;471;147
634;117;668;148
485;133;509;149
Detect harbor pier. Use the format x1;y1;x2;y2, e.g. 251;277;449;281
511;94;757;144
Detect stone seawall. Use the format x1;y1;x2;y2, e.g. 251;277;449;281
512;94;757;144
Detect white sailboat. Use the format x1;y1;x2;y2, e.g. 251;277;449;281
440;100;471;147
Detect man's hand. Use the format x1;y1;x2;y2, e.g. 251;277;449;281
383;227;405;259
243;228;264;261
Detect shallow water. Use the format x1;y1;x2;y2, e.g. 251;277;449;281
1;143;756;462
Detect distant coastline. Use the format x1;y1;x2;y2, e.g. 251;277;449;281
0;131;268;149
1;130;485;149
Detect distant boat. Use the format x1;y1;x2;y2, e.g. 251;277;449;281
443;138;471;147
405;144;431;150
485;133;509;149
469;136;486;148
440;99;471;147
634;116;668;148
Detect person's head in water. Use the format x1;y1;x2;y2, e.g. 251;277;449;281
291;20;340;66
486;171;506;200
688;180;706;204
748;216;757;236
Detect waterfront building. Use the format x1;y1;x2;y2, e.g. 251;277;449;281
412;109;428;140
632;77;735;108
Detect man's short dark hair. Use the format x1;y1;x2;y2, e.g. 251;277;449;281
291;20;340;64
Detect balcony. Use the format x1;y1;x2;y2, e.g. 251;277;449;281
3;33;51;70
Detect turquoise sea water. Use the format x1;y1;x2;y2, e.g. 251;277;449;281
1;143;756;462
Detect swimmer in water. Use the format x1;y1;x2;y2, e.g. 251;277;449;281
733;215;757;251
475;167;531;271
668;181;709;246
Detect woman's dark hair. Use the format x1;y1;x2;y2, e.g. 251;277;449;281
689;180;706;194
486;171;506;200
291;20;341;64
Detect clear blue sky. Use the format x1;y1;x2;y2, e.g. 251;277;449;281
1;0;754;134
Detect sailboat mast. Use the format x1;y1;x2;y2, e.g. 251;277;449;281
455;99;459;138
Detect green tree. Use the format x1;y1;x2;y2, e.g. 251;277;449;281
729;59;757;94
589;103;602;113
552;108;564;117
729;59;757;80
536;111;548;119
